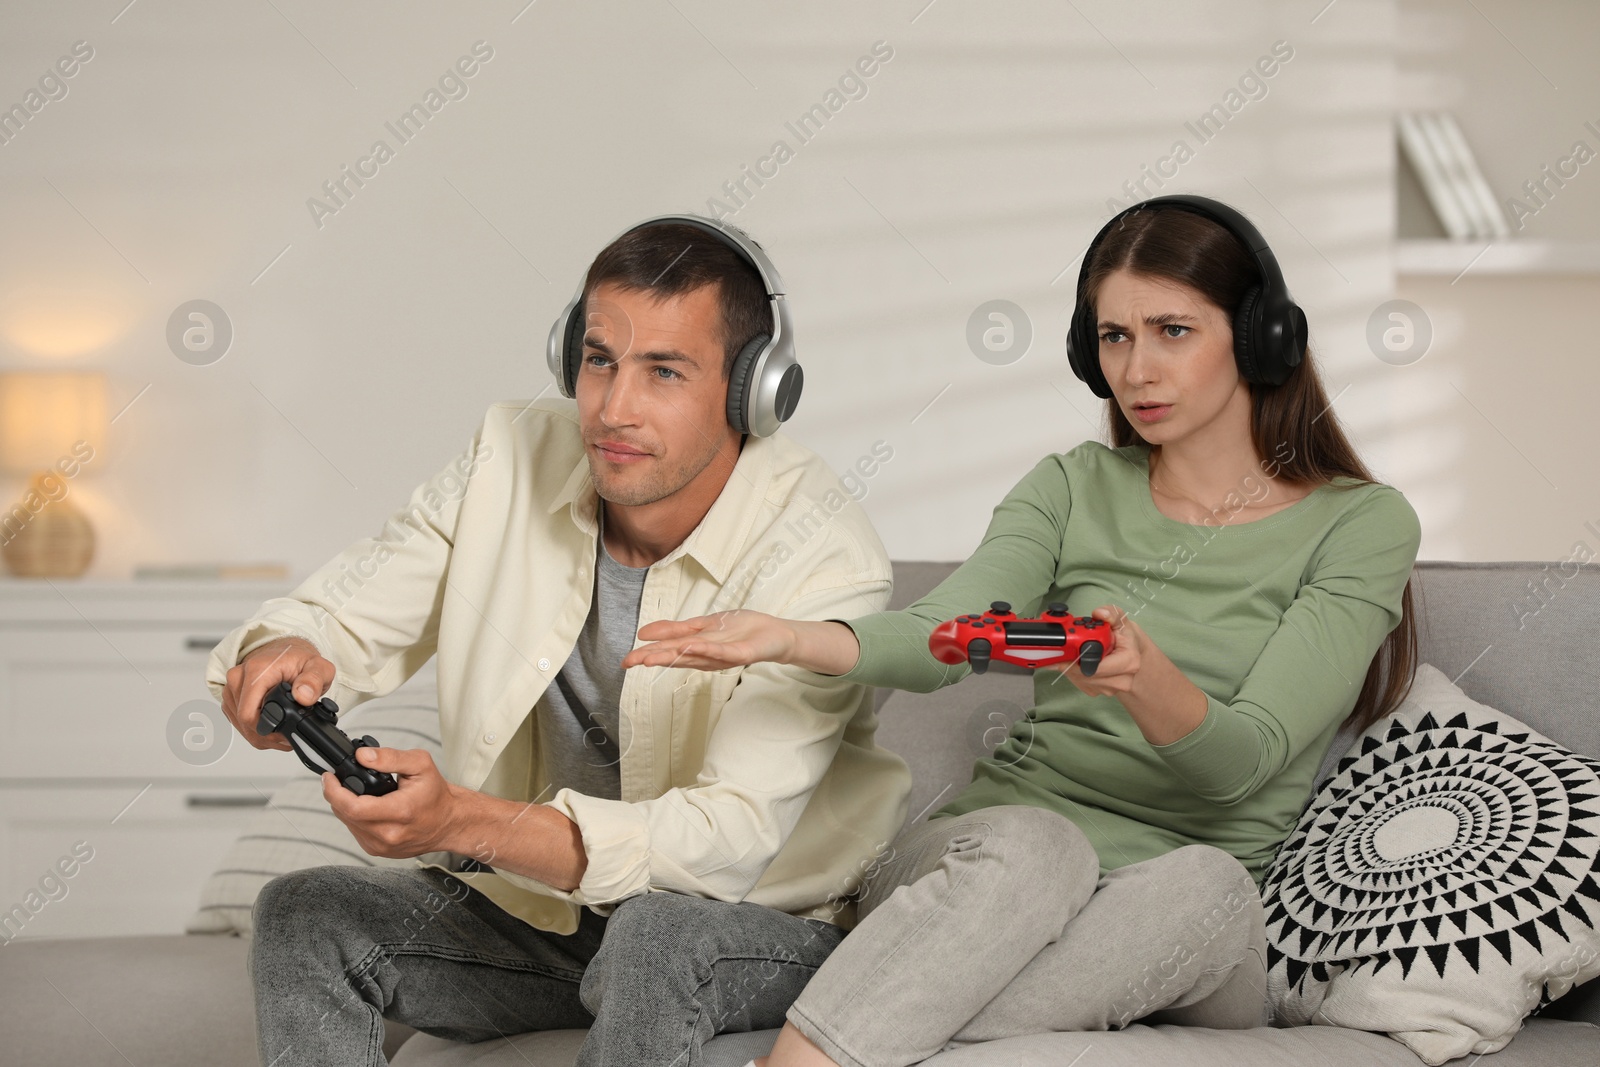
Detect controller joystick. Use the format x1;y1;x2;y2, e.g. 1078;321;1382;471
929;605;1116;677
257;680;398;796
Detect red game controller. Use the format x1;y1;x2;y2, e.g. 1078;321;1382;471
929;601;1115;676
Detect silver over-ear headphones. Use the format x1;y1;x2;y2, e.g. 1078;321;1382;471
545;214;804;438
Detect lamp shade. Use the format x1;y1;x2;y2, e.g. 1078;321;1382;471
0;371;107;475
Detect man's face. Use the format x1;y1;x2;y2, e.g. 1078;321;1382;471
575;280;739;507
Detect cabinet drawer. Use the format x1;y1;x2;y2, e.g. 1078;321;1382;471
0;783;279;940
0;627;288;778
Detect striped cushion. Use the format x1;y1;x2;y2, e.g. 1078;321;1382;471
184;700;447;937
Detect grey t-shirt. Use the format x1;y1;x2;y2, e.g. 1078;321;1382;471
536;527;648;801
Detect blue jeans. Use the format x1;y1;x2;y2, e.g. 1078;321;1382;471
248;864;845;1066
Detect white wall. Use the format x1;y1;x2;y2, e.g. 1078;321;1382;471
1;0;1415;575
1393;0;1600;561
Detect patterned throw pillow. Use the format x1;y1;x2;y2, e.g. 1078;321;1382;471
1262;662;1600;1065
185;700;448;937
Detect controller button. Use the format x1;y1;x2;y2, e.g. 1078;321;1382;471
968;637;993;674
343;776;365;793
982;617;995;625
990;601;1012;614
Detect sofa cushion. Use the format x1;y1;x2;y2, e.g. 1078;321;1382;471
920;1018;1599;1066
394;1027;780;1066
0;933;416;1066
1410;561;1599;757
1263;662;1600;1064
391;1018;1600;1066
185;699;447;936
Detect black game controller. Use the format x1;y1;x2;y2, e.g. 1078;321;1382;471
256;680;398;796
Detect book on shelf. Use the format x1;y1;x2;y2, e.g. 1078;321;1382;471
1397;111;1508;240
1433;113;1510;238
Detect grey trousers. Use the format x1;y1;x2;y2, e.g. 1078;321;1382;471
786;805;1270;1067
247;864;845;1067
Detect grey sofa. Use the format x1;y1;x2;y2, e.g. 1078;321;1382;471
3;561;1597;1066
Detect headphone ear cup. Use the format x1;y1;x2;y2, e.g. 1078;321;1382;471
1231;286;1262;385
724;333;771;434
1067;306;1112;399
1280;303;1308;380
562;298;587;398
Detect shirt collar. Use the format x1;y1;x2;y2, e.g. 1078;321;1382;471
547;434;775;584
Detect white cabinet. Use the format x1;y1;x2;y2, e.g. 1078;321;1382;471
0;783;275;940
0;580;297;940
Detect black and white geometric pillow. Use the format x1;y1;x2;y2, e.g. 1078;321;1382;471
1262;663;1600;1066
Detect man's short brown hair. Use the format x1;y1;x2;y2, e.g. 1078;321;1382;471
583;222;769;379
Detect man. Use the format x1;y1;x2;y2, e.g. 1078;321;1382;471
205;217;911;1066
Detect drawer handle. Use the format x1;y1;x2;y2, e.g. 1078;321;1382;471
186;636;226;651
185;794;271;808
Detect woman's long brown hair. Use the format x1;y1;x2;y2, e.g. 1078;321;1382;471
1083;205;1416;734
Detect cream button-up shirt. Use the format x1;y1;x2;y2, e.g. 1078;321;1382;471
205;398;911;934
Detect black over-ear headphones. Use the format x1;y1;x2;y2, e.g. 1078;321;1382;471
1065;194;1308;399
545;214;803;438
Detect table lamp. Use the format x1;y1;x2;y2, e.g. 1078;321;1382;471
0;371;108;578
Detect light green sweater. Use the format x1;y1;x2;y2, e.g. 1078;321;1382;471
841;441;1421;885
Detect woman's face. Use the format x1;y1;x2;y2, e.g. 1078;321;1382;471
1093;268;1250;447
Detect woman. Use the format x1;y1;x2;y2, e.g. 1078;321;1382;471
623;197;1422;1067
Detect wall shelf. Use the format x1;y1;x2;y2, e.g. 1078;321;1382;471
1397;239;1600;276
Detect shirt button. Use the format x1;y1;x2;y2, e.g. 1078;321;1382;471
483;732;497;744
537;657;551;671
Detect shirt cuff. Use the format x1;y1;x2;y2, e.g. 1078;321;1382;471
204;623;339;701
1148;693;1268;805
833;613;968;692
531;788;652;906
1148;692;1225;758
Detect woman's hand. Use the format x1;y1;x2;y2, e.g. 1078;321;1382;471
1048;603;1209;746
1049;604;1145;698
622;611;861;677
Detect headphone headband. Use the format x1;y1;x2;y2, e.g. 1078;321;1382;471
1064;194;1307;399
545;214;803;437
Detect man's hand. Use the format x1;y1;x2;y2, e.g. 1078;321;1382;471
323;747;462;859
221;636;338;752
324;749;589;890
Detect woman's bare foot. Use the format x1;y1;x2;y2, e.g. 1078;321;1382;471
760;1021;841;1067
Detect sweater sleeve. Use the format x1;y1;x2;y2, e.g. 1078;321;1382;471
837;453;1073;692
1148;484;1422;806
